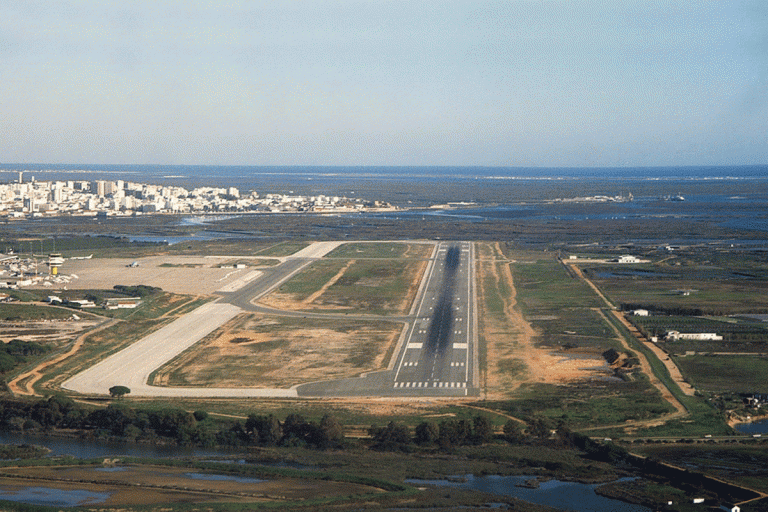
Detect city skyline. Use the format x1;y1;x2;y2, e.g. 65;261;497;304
1;1;766;168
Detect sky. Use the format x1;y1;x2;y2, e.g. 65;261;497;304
1;0;766;167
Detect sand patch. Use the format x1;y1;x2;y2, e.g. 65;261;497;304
478;243;606;399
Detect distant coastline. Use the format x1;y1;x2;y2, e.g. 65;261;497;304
0;176;397;220
2;164;768;185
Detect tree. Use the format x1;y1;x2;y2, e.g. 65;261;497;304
109;386;131;399
281;413;309;446
246;414;282;446
503;420;525;444
414;421;439;445
318;414;344;449
438;420;460;450
472;415;494;444
527;416;553;439
369;421;411;451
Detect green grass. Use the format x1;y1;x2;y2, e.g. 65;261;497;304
325;242;432;259
593;276;768;315
0;303;84;321
95;292;208;320
277;259;423;315
217;258;281;267
511;258;605;313
0;289;42;302
255;241;311;257
489;382;674;430
674;355;768;393
276;260;344;296
631;443;768;495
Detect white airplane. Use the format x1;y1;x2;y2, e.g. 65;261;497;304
128;261;140;268
70;254;93;260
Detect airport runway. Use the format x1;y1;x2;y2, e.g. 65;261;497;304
391;242;476;395
296;241;478;397
61;241;478;398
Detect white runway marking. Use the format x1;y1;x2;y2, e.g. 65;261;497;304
393;381;467;389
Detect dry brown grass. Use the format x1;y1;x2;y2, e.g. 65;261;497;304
152;314;402;388
477;242;607;399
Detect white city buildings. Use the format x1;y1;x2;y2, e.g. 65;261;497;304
0;178;394;219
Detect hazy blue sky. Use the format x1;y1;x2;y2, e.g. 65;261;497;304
1;1;766;167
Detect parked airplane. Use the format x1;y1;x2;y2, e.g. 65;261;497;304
70;254;93;260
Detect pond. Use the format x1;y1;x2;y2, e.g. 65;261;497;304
0;487;111;507
405;475;651;512
735;417;768;435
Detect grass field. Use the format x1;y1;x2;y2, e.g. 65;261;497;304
512;258;605;313
264;258;426;315
491;381;674;429
152;314;403;388
588;271;768;316
325;242;433;259
0;303;84;321
633;444;768;495
255;240;311;257
674;354;768;393
631;315;768;341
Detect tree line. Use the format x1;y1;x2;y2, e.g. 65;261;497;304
0;395;618;457
0;396;346;449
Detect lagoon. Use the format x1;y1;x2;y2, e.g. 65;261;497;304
406;474;651;512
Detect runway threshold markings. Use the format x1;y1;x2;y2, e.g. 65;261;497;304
393;382;467;389
392;241;474;394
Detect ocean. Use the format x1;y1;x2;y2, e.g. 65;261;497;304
1;164;767;207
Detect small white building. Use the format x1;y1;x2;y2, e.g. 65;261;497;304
664;331;723;341
616;255;640;263
631;309;650;316
67;299;97;308
103;297;142;309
